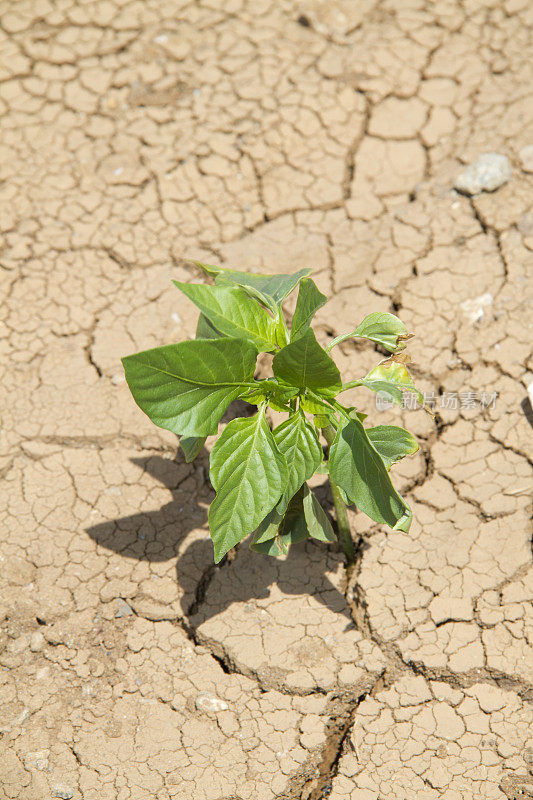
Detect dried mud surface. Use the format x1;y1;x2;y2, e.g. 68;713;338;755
1;1;532;799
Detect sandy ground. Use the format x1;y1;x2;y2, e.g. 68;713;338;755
1;1;532;799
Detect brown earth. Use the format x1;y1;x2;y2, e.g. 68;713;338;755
1;1;532;799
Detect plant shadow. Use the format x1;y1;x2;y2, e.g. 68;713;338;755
85;454;357;630
86;401;254;564
188;533;358;632
86;453;210;562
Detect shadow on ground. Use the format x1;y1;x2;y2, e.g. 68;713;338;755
85;454;355;628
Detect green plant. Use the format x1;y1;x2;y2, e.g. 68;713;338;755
122;264;421;564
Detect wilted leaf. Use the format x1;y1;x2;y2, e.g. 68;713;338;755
328;312;411;353
351;312;410;352
358;361;424;407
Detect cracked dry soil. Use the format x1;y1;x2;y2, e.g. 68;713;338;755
1;1;532;799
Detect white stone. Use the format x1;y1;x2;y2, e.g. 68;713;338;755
23;749;50;771
460;293;493;323
195;694;229;713
51;785;74;799
454;153;511;195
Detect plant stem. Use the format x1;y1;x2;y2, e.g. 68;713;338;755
330;480;356;565
325;333;349;352
322;425;356;564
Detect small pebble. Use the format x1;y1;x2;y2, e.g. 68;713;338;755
460;293;493;323
23;749;49;771
454;152;511;195
115;599;134;618
51;785;74;799
195;693;229;713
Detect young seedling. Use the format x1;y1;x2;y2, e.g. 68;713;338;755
122;265;421;564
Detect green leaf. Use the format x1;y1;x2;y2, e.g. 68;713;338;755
121;338;257;438
272;411;323;514
251;524;308;557
327;312;411;353
188;260;220;278
300;395;334;415
329;418;412;531
366;425;419;470
195;313;224;340
250;535;290;557
192;261;313;313
179;436;206;462
358;362;424;407
273;328;342;396
302;486;336;542
291;279;327;341
251;487;309;555
209;409;288;562
313;414;332;430
217;268;312;310
352;312;410;352
252;483;336;551
173;281;278;352
250;506;283;544
191;261;311;313
242;381;298;412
